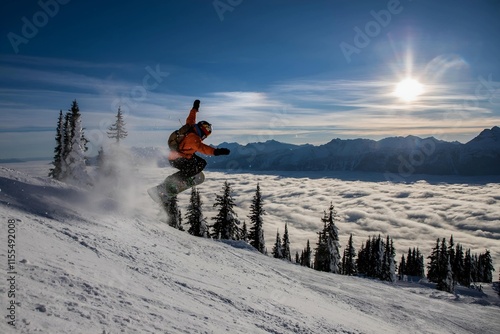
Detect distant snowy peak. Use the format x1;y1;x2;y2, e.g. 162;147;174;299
466;126;500;146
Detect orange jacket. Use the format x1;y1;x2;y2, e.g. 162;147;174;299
168;108;215;160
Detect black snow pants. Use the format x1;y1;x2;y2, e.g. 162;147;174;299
168;154;207;180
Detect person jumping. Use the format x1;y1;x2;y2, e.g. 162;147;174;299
148;99;230;203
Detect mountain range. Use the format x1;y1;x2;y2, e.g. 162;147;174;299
201;126;500;176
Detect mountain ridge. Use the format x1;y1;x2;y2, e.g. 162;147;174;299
200;126;500;176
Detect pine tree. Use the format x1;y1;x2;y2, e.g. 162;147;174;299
272;229;283;259
282;223;292;261
436;238;455;293
248;183;265;253
427;238;441;283
68;100;88;152
165;196;183;230
372;235;384;279
323;203;341;274
186;187;208;237
463;249;473;287
357;240;368;276
64;112;91;186
388;237;396;282
479;250;495;283
416;248;425;277
212;181;239;240
399;254;406;280
302;240;312;268
60;111;72;179
239;221;248;242
343;234;357;276
107;107;128;143
453;244;464;285
313;229;328;272
49;110;64;180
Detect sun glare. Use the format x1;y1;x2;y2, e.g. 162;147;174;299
394;78;424;102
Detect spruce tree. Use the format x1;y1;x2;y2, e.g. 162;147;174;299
343;234;357;276
282;223;292;261
323;203;341;274
479;250;495;283
248;183;265;253
436;238;454;293
186;187;208;237
463;249;473;287
107;107;128;143
357;240;368;276
165;196;183;230
239;221;248;242
49;110;64;180
64;112;91;186
302;240;312;268
272;229;283;259
427;238;441;283
68;100;88;151
399;254;406;280
313;229;328;272
61;111;72;179
212;181;239;240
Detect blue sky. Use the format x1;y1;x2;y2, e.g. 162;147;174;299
1;0;499;159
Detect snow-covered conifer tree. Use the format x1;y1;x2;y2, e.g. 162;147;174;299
248;183;265;253
436;238;455;293
398;254;406;280
302;240;312;268
69;100;88;152
49;110;64;180
186;187;208;237
479;250;494;283
427;238;441;283
107;107;128;143
313;229;328;272
324;203;341;274
272;229;283;259
281;223;291;262
343;234;357;276
239;221;248;242
64;113;91;186
212;181;239;240
165;196;183;230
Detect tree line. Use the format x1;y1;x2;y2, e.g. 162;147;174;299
167;181;495;293
427;236;495;293
50;100;127;184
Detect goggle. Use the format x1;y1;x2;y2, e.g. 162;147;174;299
200;123;212;136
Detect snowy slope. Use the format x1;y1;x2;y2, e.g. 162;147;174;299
0;166;499;333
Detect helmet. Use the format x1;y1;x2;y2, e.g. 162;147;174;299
197;121;212;139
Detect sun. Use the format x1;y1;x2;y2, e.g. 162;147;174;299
394;78;424;102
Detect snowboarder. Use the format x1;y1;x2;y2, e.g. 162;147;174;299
148;99;230;203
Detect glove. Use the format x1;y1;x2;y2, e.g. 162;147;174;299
193;99;200;111
214;148;230;156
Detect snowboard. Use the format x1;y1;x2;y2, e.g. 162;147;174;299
147;172;205;204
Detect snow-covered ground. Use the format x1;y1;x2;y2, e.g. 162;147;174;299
0;163;499;333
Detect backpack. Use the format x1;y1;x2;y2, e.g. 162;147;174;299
167;124;193;151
